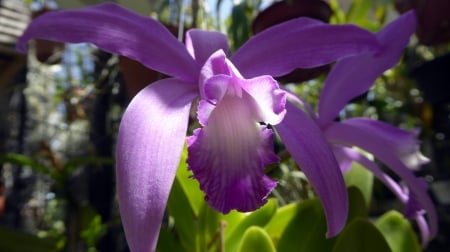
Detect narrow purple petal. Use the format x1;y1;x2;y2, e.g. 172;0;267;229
116;79;197;252
186;29;229;66
335;146;408;202
336;146;431;246
187;95;278;213
231;17;380;78
341;118;429;170
18;3;199;82
324;122;438;240
318;11;416;125
275;102;348;237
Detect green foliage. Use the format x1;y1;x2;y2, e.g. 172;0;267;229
0;226;61;252
161;159;422;252
332;218;392;252
344;159;374;206
237;226;276;252
375;211;422;252
79;205;107;250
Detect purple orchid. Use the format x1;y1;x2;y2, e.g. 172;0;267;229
17;3;383;251
287;11;437;246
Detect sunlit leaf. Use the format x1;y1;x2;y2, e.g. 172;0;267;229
166;173;198;252
237;226;276;252
375;211;421;252
174;147;204;216
344;160;373;206
225;199;277;252
264;202;298;246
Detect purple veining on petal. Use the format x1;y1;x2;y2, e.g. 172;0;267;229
187;96;278;213
187;51;285;213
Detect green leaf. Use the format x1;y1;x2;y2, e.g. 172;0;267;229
225;199;277;252
166;173;198;252
344;161;374;206
276;199;334;252
0;153;50;175
0;226;60;252
375;211;421;252
197;203;221;252
347;186;369;223
264;202;298;246
332;218;392;252
346;0;371;23
229;2;251;51
156;228;186;252
237;226;276;252
174;147;204;216
165;146;204;251
79;205;106;248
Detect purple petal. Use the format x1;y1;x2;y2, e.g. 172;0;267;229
231;17;380;78
335;146;408;202
324;121;438;239
275;101;348;237
116;78;197;252
18;3;199;82
336;146;431;246
339;118;429;170
199;50;286;125
186;29;229;66
318;11;416;125
187;97;278;213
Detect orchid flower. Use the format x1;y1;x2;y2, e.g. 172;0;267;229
18;3;382;251
287;11;437;246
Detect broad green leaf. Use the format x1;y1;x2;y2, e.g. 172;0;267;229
375;211;421;252
197;203;221;252
166;173;198;251
220;210;245;237
264;202;298;245
344;161;373;206
156;228;186;252
175;147;204;216
276;199;334;252
332;218;392;252
225;199;277;252
347;186;369;223
237;226;276;252
0;226;59;252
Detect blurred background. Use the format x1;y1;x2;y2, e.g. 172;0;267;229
0;0;448;251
